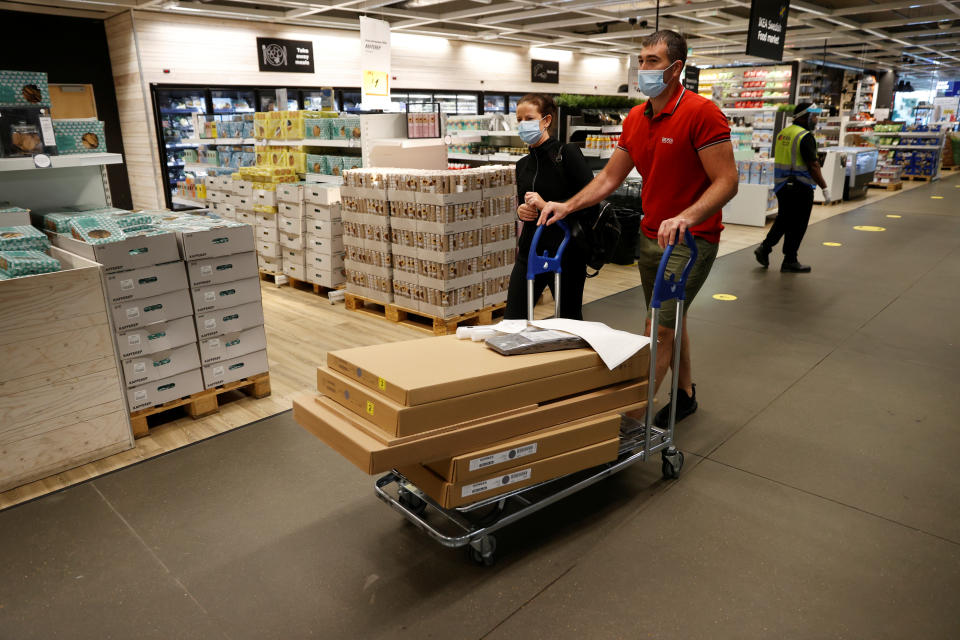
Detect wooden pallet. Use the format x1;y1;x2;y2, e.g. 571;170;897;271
129;372;271;438
941;164;959;171
287;276;345;299
259;269;287;286
904;175;934;182
868;181;903;191
344;293;506;336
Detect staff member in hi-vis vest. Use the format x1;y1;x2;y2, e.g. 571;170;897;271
755;103;830;273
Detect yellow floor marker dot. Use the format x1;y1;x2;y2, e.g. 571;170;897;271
712;294;737;301
886;214;902;218
823;242;842;247
854;225;886;232
931;196;944;200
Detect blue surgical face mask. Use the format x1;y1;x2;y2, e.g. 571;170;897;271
637;60;678;98
518;117;546;145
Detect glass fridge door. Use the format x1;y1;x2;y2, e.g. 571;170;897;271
211;89;255;115
484;94;506;113
155;87;207;207
303;89;338;111
259;90;299;112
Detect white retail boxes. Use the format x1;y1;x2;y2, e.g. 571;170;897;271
115;316;198;359
305;250;345;271
234;181;254;197
306;203;341;222
236;210;256;226
305;183;340;205
195;300;265;340
278;215;306;235
198;325;267;365
255;211;278;228
279;231;305;250
127;369;205;412
256;225;279;244
280;246;305;266
111;289;195;332
257;254;282;272
191;277;262;314
121;342;202;389
254;189;278;207
282;260;308;281
279;201;305;218
277;182;305;202
173;223;256;261
103;260;189;304
186;251;258;287
304;234;344;254
307;266;345;288
257;240;281;257
201;349;269;389
304;218;343;238
50;231;181;274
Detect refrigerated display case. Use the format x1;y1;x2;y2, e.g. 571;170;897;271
836;146;878;199
155;87;207;207
260;91;299;112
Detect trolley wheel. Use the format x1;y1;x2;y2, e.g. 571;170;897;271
661;449;684;480
468;535;497;566
398;488;427;516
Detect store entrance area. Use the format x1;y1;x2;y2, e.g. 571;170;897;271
2;175;957;639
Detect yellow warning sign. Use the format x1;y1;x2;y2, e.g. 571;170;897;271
854;226;886;232
823;242;842;247
885;214;902;218
712;294;737;301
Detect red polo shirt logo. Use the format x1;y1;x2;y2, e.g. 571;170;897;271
618;85;732;244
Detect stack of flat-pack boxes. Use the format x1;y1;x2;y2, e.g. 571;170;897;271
101;232;206;412
340;167;516;318
177;221;269;390
205;174;248;224
277;182;345;288
224;166;298;274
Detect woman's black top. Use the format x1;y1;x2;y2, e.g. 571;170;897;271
514;137;596;260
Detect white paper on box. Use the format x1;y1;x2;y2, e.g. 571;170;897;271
468;443;538;472
305;185;340;205
461;468;532;498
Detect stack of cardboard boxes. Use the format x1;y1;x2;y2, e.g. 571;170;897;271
294;336;649;508
340;167;516;317
292;183;346;288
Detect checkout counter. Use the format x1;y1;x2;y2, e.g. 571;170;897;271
817;147;879;202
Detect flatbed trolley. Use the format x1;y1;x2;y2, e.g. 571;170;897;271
375;221;698;565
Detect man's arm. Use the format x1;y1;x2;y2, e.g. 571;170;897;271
535;148;635;226
656;140;739;248
809;161;828;190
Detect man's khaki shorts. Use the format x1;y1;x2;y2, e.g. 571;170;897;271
636;232;718;329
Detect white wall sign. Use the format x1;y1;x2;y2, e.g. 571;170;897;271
359;17;391;111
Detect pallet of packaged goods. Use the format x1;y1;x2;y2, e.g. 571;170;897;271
293;335;651;507
868;181;903;191
344;291;506;335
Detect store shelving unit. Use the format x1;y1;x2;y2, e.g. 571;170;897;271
0;153;123;211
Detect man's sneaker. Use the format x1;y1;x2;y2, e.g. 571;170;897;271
654;384;698;428
754;245;771;268
781;260;812;273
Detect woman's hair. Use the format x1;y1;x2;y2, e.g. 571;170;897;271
517;93;558;133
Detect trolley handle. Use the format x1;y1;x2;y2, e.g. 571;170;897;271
526;220;571;280
650;228;698;308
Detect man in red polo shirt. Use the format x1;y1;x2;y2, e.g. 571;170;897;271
535;30;738;427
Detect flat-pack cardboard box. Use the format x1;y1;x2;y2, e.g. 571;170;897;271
305;184;340;205
304;218;343;238
201;349;269;389
127;368;204;412
425;413;621;482
326;335;641;405
306;203;341;222
257;254;282;272
279;201;305;218
317;353;645;437
191;276;262;313
257;240;281;257
305;250;345;271
304;233;344;254
307;267;345;288
256;225;279;244
293;379;646;474
115;315;197;359
121;342;201;388
111;288;193;332
399;439;618;508
50;232;180;273
195;300;265;339
104;260;188;304
186;251;258;287
198;325;267;365
176;225;255;260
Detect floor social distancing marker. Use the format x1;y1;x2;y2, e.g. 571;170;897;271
886;214;902;218
712;294;737;301
931;196;944;200
823;242;842;246
854;226;886;232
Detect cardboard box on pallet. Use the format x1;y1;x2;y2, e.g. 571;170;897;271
317;350;645;437
283;260;308;281
305;234;344;254
278;215;306;235
306;250;345;271
307;266;345;288
306;203;341;222
257;254;282;272
201;349;269;388
111;288;194;332
399;439;620;509
280;231;305;250
186;251;258;287
174;223;255;261
194;300;266;339
127;368;205;412
191;276;262;313
256;225;279;245
121;342;202;388
104;260;189;304
279;201;305;218
115;315;198;359
50;231;180;273
292;379;647;474
198;325;267;365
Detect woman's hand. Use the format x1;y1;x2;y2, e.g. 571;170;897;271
517;203;539;222
524;192;547;211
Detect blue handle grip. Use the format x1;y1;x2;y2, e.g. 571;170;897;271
650;228;698;308
526;220;571;280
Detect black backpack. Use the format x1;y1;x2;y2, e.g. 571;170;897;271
550;144;623;278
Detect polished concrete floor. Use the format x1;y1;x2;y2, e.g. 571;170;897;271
2;175;959;639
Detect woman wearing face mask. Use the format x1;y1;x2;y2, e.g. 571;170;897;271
504;93;596;320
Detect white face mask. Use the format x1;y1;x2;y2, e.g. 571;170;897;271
637;60;678;98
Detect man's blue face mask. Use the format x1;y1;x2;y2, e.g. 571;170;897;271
637;60;679;98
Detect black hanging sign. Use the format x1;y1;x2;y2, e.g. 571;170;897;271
683;65;700;93
745;0;790;61
257;37;315;73
531;59;559;84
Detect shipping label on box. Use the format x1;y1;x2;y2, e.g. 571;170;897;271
306;250;345;271
121;342;201;389
278;215;307;234
111;288;194;332
178;225;255;260
104;260;188;304
127;368;204;412
305;233;344;254
279;201;305;218
257;240;281;257
256;225;279;244
115;315;197;359
198;325;267;365
306;203;342;222
304;218;344;238
202;349;269;389
187;250;258;287
195;300;265;339
191;276;262;313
